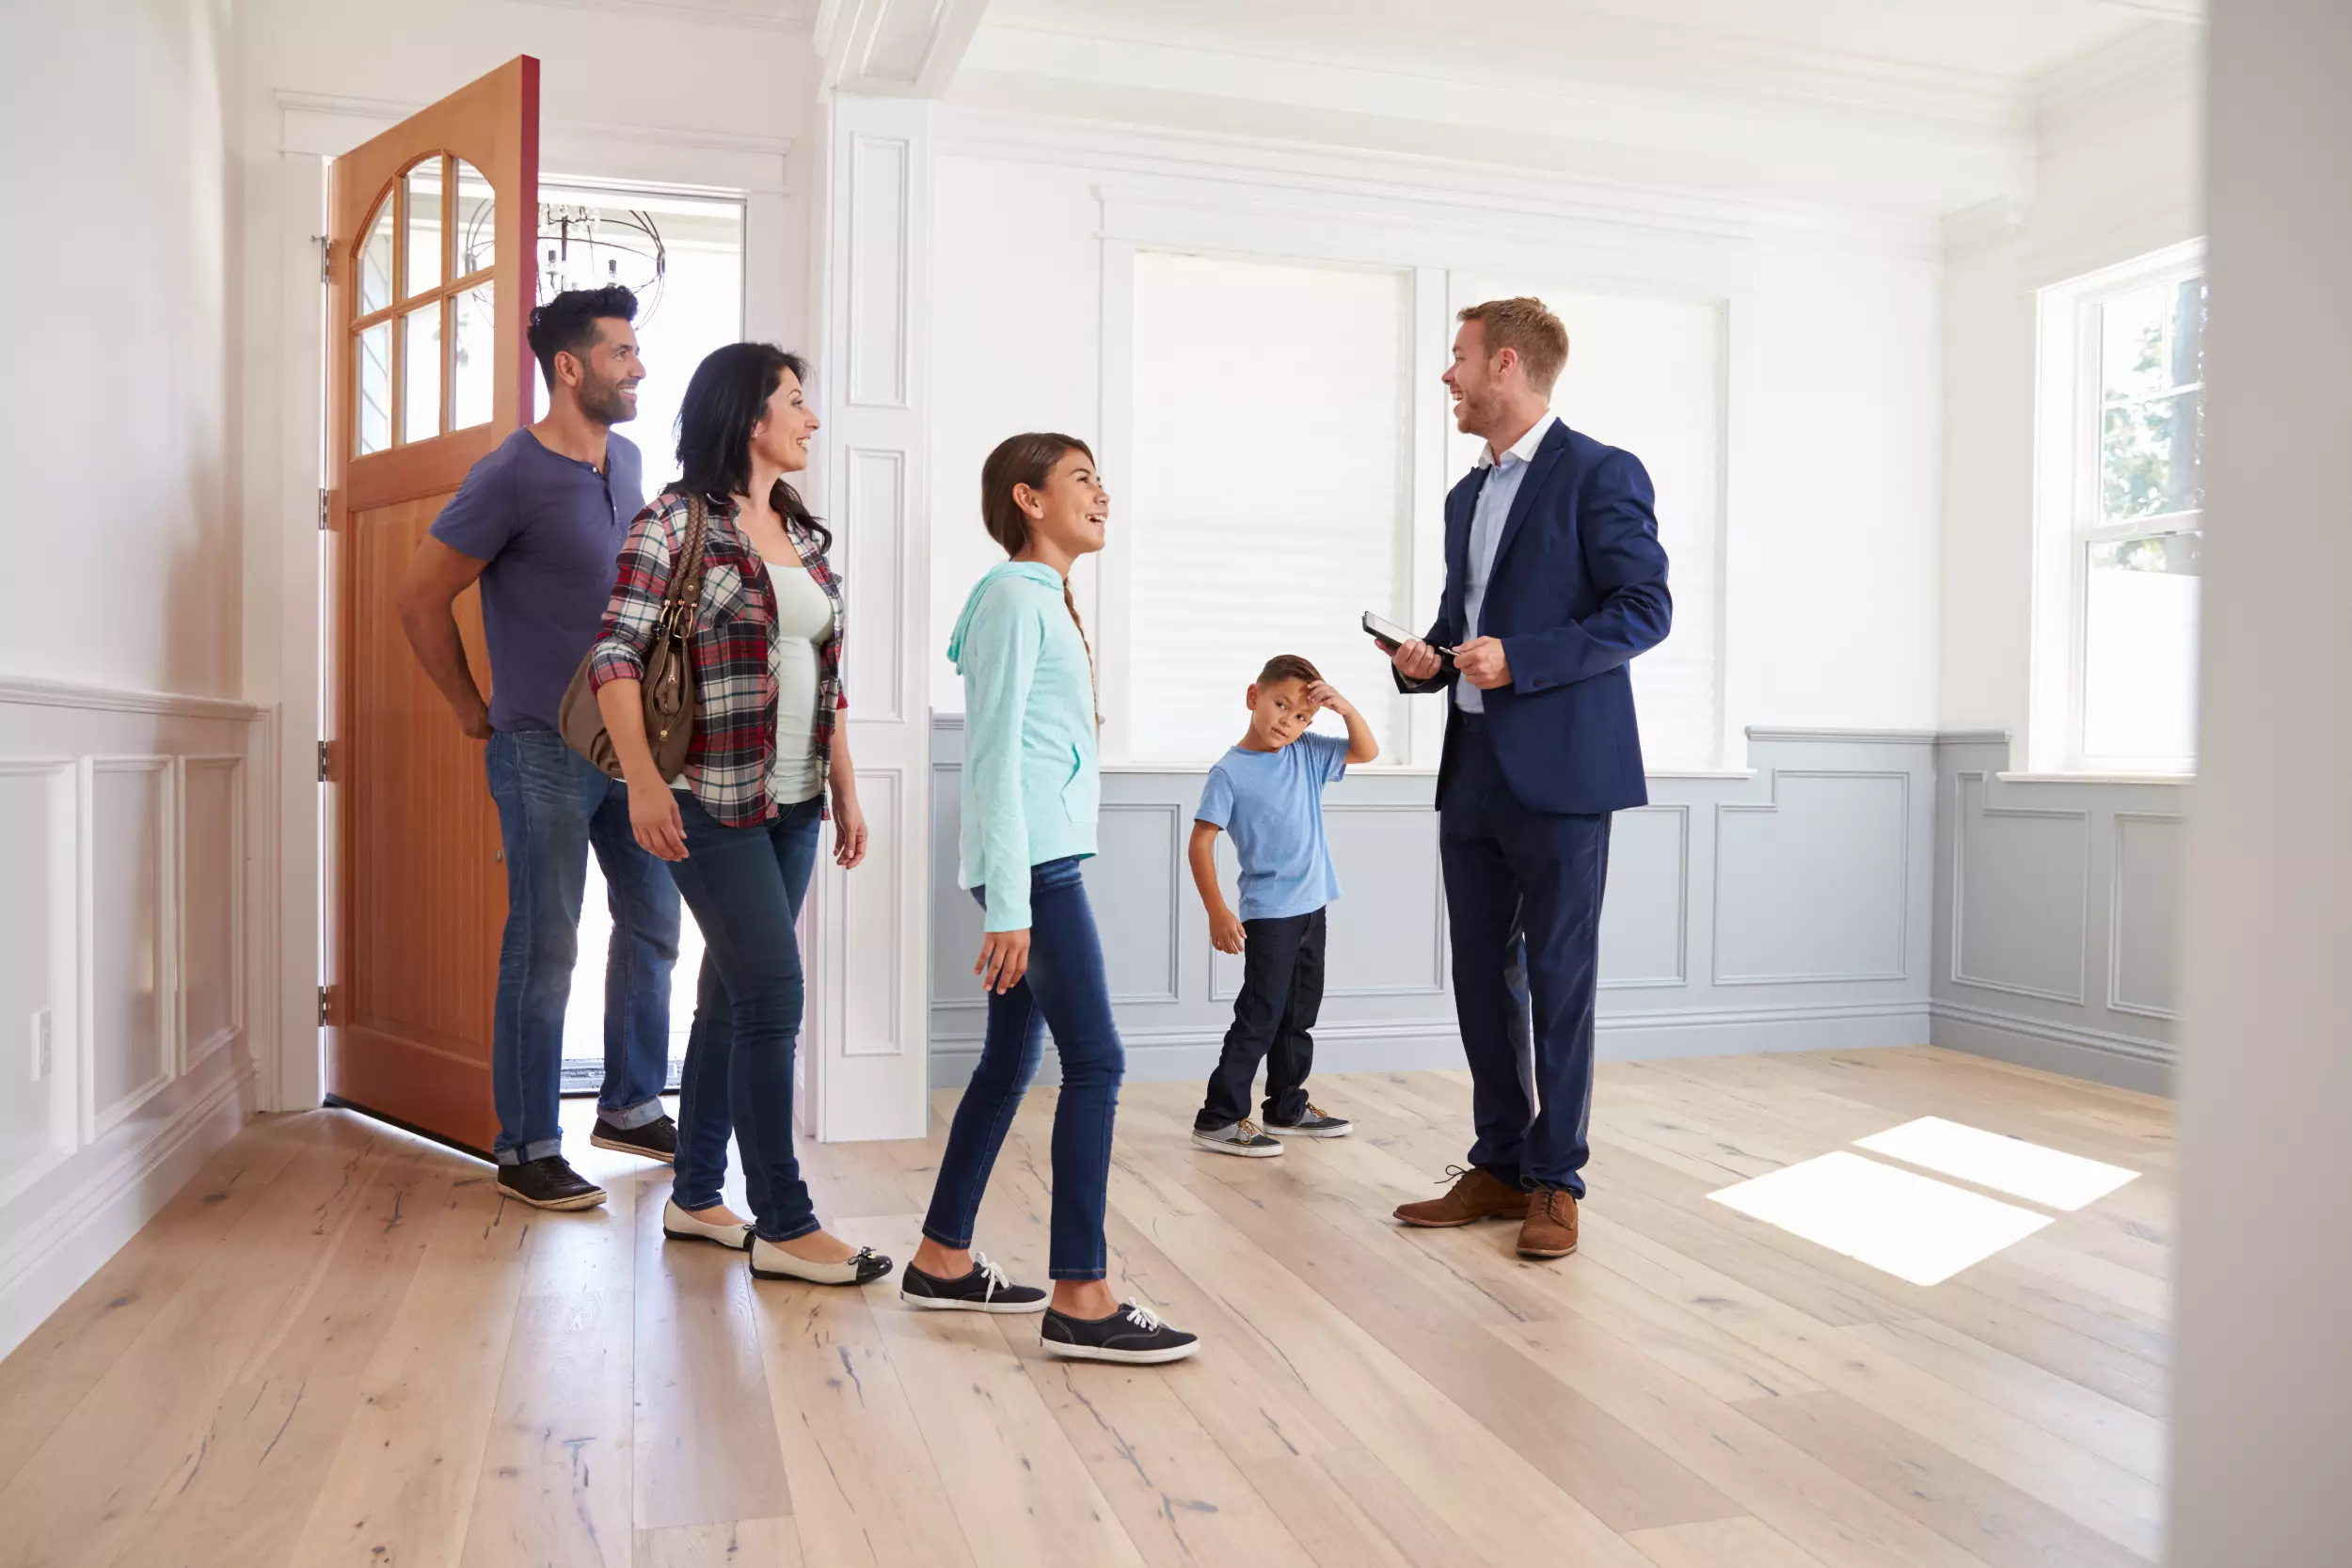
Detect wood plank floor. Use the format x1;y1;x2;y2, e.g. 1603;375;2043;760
0;1047;2172;1568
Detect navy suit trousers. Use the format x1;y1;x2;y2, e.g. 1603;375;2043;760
1439;715;1612;1196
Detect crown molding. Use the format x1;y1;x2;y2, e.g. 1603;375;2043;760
508;0;816;31
974;5;2035;136
815;0;993;97
1943;195;2034;258
2035;19;2202;140
939;104;1945;262
274;89;793;193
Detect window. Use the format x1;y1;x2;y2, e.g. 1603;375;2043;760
2042;245;2205;771
1126;251;1413;763
1454;278;1724;769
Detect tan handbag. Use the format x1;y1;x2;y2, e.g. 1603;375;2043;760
560;493;710;781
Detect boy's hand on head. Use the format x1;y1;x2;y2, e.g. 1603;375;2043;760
1306;681;1356;719
1209;908;1246;955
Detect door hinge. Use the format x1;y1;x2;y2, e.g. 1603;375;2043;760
317;985;333;1027
316;740;331;783
315;234;331;285
317;488;330;531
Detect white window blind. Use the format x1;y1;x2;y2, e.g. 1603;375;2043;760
1127;252;1413;764
1454;279;1724;769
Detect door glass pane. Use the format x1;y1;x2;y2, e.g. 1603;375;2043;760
405;159;443;297
356;320;390;455
358;202;394;316
453;160;495;277
2082;533;2201;762
402;305;441;443
453;286;494;430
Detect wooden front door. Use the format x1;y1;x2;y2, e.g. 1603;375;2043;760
325;57;539;1155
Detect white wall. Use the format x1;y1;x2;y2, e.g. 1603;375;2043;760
0;0;264;1359
1936;29;2203;749
2170;2;2352;1557
1;0;243;699
925;124;1947;749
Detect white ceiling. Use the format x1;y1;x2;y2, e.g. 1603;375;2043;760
1109;0;2197;84
952;0;2203;217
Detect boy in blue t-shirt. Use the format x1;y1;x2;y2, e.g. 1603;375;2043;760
1189;655;1381;1156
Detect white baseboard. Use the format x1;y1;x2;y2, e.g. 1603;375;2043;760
929;1001;1934;1090
1931;998;2175;1096
0;1062;258;1360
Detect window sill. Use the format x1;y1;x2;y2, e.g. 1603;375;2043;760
1996;770;2194;786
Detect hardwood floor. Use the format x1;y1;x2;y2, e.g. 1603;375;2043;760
0;1047;2172;1568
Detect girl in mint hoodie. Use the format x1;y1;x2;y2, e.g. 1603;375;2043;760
903;434;1200;1365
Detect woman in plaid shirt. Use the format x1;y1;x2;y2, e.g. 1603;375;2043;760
589;344;889;1287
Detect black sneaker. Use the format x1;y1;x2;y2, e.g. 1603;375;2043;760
1263;1103;1354;1138
900;1251;1049;1314
497;1155;607;1211
1191;1118;1284;1158
590;1114;677;1164
1041;1300;1200;1365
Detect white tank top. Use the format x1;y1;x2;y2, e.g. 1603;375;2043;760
768;558;834;805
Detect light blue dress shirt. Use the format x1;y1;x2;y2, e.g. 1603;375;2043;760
1455;411;1558;714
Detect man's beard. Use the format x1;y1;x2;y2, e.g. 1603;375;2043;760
580;377;636;425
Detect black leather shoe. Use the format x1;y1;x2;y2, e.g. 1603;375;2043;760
590;1114;677;1164
497;1155;607;1211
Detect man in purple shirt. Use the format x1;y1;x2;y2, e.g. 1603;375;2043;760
395;285;679;1212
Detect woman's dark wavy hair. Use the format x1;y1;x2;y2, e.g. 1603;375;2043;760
674;342;830;553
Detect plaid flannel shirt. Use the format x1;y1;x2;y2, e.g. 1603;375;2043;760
589;486;845;828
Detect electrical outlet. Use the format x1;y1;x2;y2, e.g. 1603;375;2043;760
30;1009;51;1083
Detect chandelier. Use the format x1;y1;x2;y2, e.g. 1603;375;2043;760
521;201;669;321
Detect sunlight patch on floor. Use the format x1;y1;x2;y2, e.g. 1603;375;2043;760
1854;1116;2140;1212
1707;1149;2057;1286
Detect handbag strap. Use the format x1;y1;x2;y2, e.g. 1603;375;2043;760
660;493;712;635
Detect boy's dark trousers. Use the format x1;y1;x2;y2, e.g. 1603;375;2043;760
1195;908;1326;1130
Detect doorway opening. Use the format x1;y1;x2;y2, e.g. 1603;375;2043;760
533;182;746;1096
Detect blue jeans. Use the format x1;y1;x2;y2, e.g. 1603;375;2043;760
665;793;825;1242
924;857;1124;1281
485;729;680;1165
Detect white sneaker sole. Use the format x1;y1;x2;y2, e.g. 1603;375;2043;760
1262;1122;1353;1139
589;1131;675;1164
1041;1337;1201;1365
498;1181;608;1212
900;1290;1049;1314
1191;1132;1283;1158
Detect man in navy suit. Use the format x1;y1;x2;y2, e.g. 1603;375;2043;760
1381;297;1671;1260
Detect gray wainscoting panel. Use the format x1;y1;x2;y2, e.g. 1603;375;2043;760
1094;803;1184;1004
2110;814;2184;1021
1714;769;1909;985
1598;805;1687;988
1929;736;2182;1094
1952;772;2090;1004
930;718;1943;1089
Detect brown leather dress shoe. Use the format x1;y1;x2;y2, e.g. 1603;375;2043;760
1517;1185;1579;1259
1393;1166;1532;1227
